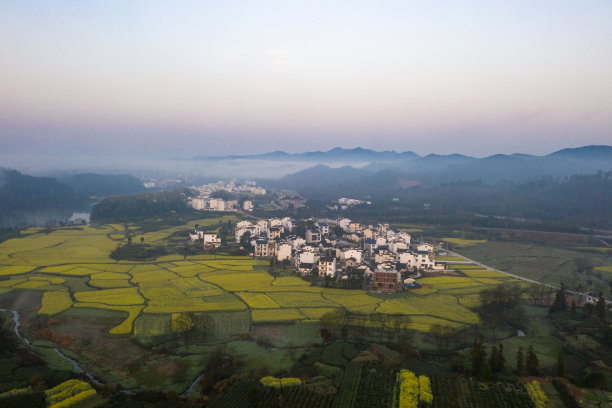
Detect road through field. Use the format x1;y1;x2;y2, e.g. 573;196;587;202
434;245;606;304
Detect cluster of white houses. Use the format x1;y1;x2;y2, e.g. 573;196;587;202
229;217;445;292
188;180;266;212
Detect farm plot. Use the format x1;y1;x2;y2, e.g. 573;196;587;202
377;293;480;326
74;287;144;305
74;303;143;334
252;308;305;323
38;291;72;315
200;271;274;291
144;294;246;313
237;292;280;309
442;238;487;247
268;291;337;308
458;240;611;292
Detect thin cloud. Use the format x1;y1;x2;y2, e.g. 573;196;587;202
267;50;288;65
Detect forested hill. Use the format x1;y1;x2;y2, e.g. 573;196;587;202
0;168;88;228
294;172;612;230
90;190;195;223
62;173;145;198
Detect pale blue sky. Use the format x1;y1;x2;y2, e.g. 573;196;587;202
1;0;611;162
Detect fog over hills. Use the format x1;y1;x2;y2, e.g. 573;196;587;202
267;145;612;188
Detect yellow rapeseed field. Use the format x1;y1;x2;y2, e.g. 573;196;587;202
252;308;305;323
74;287;144;305
268;291;337;308
237;292;281;309
0;265;36;276
38;291;72;315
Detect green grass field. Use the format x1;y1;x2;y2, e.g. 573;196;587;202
455;240;612;296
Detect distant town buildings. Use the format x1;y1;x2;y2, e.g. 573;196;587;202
187;181;267;213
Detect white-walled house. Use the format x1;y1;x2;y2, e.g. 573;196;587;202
281;217;294;232
374;249;395;264
255;239;276;258
297;249;317;265
363;228;377;240
317;222;329;235
191;198;206;210
236;220;252;229
338;218;351;232
306;229;321;244
269;218;283;227
277;243;292;262
341;249;363;264
235;226;257;242
318;257;337;277
417;243;434;253
376;237;387;247
398;250;434;269
203;234;221;248
256;220;269;235
242;201;254;211
291;237;307;250
388;240;408;253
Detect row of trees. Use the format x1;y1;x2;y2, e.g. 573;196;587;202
320;310;413;353
470;336;544;379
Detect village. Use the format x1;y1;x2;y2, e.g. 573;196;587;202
189;216;448;293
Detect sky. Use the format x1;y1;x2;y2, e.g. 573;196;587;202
1;0;611;168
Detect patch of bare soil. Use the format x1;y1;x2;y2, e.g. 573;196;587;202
251;325;284;342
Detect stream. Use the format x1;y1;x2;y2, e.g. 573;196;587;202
1;307;104;386
1;307;204;395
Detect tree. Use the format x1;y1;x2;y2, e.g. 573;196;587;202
430;324;454;351
526;345;539;375
571;299;577;314
596;292;607;323
574;257;593;274
556;352;565;377
550;282;567;313
471;335;486;377
584;302;595;318
489;344;505;374
517;346;525;376
239;231;254;252
320;328;331;343
479;284;525;330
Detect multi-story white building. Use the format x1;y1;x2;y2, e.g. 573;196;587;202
318;257;337;277
305;229;321;244
255;239;276;258
317;222;329;236
191;198;206;210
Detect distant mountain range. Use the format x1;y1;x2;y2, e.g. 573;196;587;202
265;145;612;190
194;147;419;163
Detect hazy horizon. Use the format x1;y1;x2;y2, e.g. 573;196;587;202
1;1;611;168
